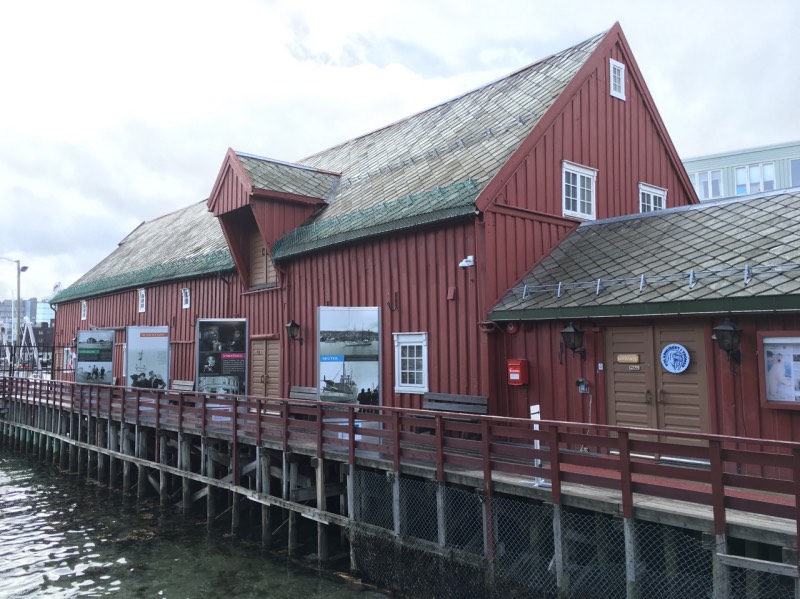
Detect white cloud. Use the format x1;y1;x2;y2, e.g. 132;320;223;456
1;0;798;300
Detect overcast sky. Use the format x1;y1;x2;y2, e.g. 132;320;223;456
1;0;798;301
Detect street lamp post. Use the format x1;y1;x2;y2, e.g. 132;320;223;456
0;257;28;358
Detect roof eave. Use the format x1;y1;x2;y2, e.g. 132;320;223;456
489;295;800;321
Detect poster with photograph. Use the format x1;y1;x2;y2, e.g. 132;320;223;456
125;326;169;389
196;319;248;396
319;307;380;406
75;329;115;385
763;337;800;403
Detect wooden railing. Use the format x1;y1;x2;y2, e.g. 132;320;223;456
3;376;799;541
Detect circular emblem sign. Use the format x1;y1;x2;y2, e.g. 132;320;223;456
660;344;690;374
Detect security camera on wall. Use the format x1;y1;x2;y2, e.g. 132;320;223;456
459;255;475;269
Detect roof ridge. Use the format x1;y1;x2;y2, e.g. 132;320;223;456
297;28;609;165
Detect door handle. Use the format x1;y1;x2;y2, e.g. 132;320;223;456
260;374;266;383
657;388;664;403
645;389;652;403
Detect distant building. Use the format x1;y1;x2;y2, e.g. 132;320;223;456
0;297;55;343
683;139;800;201
36;299;56;327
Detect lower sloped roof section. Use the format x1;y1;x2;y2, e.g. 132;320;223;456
51;250;234;304
272;179;479;260
490;190;800;320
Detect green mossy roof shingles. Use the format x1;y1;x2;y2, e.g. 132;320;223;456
273;31;605;258
490;191;800;320
52;201;233;304
236;153;340;201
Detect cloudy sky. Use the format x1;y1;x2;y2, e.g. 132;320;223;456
1;0;798;301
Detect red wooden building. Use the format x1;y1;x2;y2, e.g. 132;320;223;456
52;23;722;429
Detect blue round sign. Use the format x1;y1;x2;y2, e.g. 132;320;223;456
660;343;690;373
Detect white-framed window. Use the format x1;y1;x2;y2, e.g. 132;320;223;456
790;159;800;188
609;58;626;100
181;288;190;309
393;332;428;394
80;300;87;321
137;288;146;313
562;161;597;220
735;162;775;195
691;170;724;201
639;183;666;212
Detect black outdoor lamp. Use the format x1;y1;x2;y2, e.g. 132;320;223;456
285;319;303;345
712;318;741;367
560;322;586;361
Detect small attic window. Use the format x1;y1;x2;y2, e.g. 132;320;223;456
610;59;626;100
80;301;87;321
137;288;146;313
181;288;190;309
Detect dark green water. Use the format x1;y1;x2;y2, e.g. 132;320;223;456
0;452;383;598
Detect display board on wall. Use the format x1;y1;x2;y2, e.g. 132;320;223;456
75;329;114;385
761;336;800;404
196;319;248;396
125;326;169;389
318;307;380;406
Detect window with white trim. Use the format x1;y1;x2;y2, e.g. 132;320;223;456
639;183;666;212
137;288;146;313
692;170;723;201
393;332;428;394
609;59;626;100
181;288;190;309
735;162;775;195
562;161;597;220
80;301;87;321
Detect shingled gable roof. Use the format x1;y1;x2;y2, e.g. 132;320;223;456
51;201;233;304
266;28;608;259
489;190;800;321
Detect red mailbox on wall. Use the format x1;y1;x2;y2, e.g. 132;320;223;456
507;359;528;386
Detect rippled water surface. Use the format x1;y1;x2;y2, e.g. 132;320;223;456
0;453;381;598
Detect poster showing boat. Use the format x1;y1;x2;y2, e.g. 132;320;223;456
196;319;248;396
125;326;169;389
318;307;380;406
75;329;115;385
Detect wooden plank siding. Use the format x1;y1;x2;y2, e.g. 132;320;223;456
208;150;253;217
52;274;236;386
494;314;800;451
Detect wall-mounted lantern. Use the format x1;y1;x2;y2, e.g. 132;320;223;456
712;318;741;369
285;319;303;345
560;322;586;362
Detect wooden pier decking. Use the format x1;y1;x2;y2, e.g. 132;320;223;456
2;375;800;597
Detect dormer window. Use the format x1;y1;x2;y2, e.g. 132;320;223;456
610;59;626;100
137;288;146;313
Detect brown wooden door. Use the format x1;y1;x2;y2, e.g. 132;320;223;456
250;339;280;397
605;325;709;444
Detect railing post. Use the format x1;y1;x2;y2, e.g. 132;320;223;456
435;414;444;481
709;438;729;599
392;409;400;472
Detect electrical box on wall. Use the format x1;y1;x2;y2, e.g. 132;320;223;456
507;359;528;386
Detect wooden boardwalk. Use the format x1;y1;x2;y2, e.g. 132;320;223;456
2;375;800;597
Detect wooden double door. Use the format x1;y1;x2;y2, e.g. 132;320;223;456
249;339;280;398
605;325;710;443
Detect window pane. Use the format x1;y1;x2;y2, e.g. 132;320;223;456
792;159;800;188
749;165;761;191
698;172;709;200
735;167;747;195
763;163;775;191
710;171;722;198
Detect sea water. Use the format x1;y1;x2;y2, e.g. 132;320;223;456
0;453;383;598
